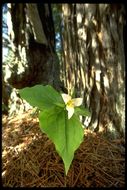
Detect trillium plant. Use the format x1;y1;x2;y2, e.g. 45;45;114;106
19;85;90;175
61;94;83;119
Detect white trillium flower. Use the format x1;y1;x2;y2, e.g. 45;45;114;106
61;93;83;119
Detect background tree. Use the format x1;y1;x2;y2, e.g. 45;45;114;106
61;4;125;138
5;3;64;91
3;3;126;138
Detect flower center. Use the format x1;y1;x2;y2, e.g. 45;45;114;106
67;100;74;107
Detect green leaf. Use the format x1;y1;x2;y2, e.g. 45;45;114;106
19;85;65;110
39;106;84;175
75;106;91;117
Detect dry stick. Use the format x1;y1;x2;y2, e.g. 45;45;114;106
20;152;23;187
84;152;124;161
27;174;54;187
94;164;121;182
71;167;74;186
95;169;115;185
55;175;64;186
97;135;124;152
56;169;65;185
107;145;118;173
72;166;82;187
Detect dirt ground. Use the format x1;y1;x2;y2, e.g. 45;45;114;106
2;111;125;187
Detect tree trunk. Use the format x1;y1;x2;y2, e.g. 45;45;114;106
61;4;125;138
6;3;63;91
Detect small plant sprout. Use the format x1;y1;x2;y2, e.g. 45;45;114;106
61;93;83;119
19;85;90;175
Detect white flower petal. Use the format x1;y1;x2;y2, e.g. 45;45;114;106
66;106;74;119
61;93;71;104
72;98;83;107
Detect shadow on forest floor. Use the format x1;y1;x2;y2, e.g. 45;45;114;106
2;111;125;187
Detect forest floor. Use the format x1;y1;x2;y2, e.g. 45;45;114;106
2;110;125;187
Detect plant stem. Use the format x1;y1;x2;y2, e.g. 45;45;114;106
64;173;67;187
